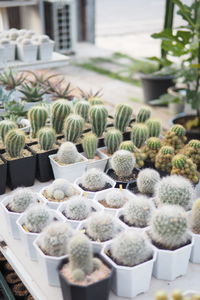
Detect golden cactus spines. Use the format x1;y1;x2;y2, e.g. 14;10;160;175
163;124;187;153
155;146;175;173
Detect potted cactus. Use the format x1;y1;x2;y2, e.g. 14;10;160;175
1;187;41;239
39;178;82;210
142;137;162;167
33;221;74;286
89;105;108;147
190;198;200;263
0;155;7;195
49;142;88;182
17;38;38;62
58;234;113;300
149;205;193;280
114;103;133;139
131;123;149;148
75;168;115;199
119;140;146;169
1;129;36;189
0;38;15;61
36;35;55;60
0;119;17;151
136;106;151;123
74;99;90;125
145;118;162;138
101;230;155;298
155;145;175;175
63;113;85;146
51;99;71;135
183;140;200;171
163;124;187;153
0;45;6;67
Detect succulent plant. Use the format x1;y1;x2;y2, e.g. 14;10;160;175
79;88;103;102
81;168;108;191
155;146;175;173
146;118;161;137
142;137;162;163
89;105;108;137
64;114;84;143
28;106;48;138
51;99;71;134
82;133;98;159
47;81;73;100
122;195;154;227
114;103;133;132
119;141;145;168
89;97;104;105
56;142;81;165
111;150;135;178
171;154;199;184
38;221;74;256
191;198;200;234
131;123;149;148
183;139;200;168
163;124;187;153
38;127;56;151
105;190;126;208
85;211;118;242
119;140;135;152
46;178;78;200
63;196;91;220
5;129;25;158
74;100;90;122
19;83;47;103
137;168;160;195
0;120;17;144
136;107;151;123
8;187;37;213
150;205;188;250
104;129;123;154
0;69;25;90
23;204;53;233
110;230;153;268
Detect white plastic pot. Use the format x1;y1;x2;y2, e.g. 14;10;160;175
0;46;6;67
17;43;37;62
49;154;88;183
82;149;108;172
190;232;200;263
74;174;116;199
117;210;150;232
3;42;15;61
101;243;156;298
38;40;55;60
98;147;111;169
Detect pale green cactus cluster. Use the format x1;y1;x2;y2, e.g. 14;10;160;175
8;187;38;213
64;114;84;143
81;168;108;191
74;100;90;122
111;150;136;178
82;133;98;159
63;196;91;220
37;127;56;151
146;118;161;137
51;99;71;134
155;146;175;173
56;142;82;165
142;137;162;163
163;124;187;153
137;168;160;195
5;129;25;158
183;139;200;167
105;189;126;208
0;120;17;144
136;106;151;123
28;106;48;138
104;128;123;154
191;198;200;235
46;178;77;201
89;105;108;137
131;123;149;148
114;104;133;132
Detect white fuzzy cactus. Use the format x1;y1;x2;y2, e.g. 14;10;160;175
56;142;81;165
0;38;10;45
111;150;136;177
8;188;38;213
105;190;126;208
63;196;91;220
137;168;160;195
21;38;32;45
46;178;77;201
38;35;50;43
81;168;108;191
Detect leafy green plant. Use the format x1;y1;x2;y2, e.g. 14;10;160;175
0;69;26;90
19;83;48;103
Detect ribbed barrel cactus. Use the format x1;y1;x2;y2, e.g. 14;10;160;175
82;133;98;159
104;128;123;154
111;150;136;178
56;142;81;165
146;118;161;137
8;187;38;213
131;123;149;148
142;137;162;163
119;141;145;168
64;114;84;143
0;120;17;144
38;127;56;151
163;124;187;153
191;198;200;235
51;99;71;134
74;100;90;122
81;168;108;191
89;105;108;137
183;139;200;168
5;129;25;158
28;106;48;138
155;146;175;173
114;103;133;132
137;168;160;195
136;106;151;123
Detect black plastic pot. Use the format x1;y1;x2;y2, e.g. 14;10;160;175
106;168;139;188
141;74;174;104
141;161;169;177
58;255;113;300
0;154;7;195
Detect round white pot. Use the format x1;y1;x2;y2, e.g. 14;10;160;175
74;174;116;199
82;149;108;172
17;43;38;62
38;40;55;60
49;154;88;183
190;232;200;263
101;243;156;298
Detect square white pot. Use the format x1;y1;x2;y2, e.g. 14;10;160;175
101;243;156;298
153;236;193;281
190;232;200;263
98;147;111;170
49;154;88;183
0;46;6;67
57;198;103;229
82;149;108;172
74;174;116;199
117;210;150;232
16;209;65;261
17;43;38;62
38;41;55;60
3;42;15;61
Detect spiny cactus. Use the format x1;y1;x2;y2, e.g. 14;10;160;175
146;118;161;137
51;99;71;134
122;195;154;227
155;146;175;173
38;221;74;256
46;178;78;201
23;204;53;233
183;140;200;168
56;142;82;165
28;106;48;139
142;137;162;163
171;154;199;184
8;187;37;213
111;150;136;178
136;106;151;123
171;124;186;137
131;123;149;148
191;198;200;234
119;140;135;152
82;133;98;159
74;100;90;122
38;127;56;151
63;196;91;220
137;168;160;195
163;124;187;153
110;230;153;267
89;105;108;137
105;190;126;208
0;120;17;144
5;129;25;158
104;129;123;154
81;168;108;191
114;103;133;132
119;141;145;168
89;97;104;106
64;114;84;143
150;205;188;250
85;211;118;242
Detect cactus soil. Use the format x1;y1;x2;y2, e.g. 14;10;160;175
106;168;139;188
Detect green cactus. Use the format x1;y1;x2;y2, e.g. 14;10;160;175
183;140;200;167
0;120;17;145
191;198;200;234
51;99;71;134
142;137;161;163
104;129;123;154
74;100;90;121
146;118;161;137
89;105;108;137
131;123;149;148
119;140;135;152
119;140;145;168
155;146;175;173
105;190;126;208
81;168;108;191
171;124;186;137
82;133;98;159
5;129;25;158
28;106;48;138
111;150;136;178
136;106;151;123
63;196;91;220
38;127;56;151
64;114;84;143
137;168;160;195
163;124;187;153
114;103;133;132
89;97;104;106
8;187;37;213
56;142;82;165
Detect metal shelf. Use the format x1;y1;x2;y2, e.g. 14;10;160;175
0;1;37;8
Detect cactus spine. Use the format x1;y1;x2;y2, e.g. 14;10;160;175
136;107;151;123
104;129;123;154
191;198;200;234
111;150;136;178
56;142;81;165
105;190;125;208
8;187;37;213
119;140;135;152
142;137;161;163
163;124;187;152
82;133;98;159
183;139;200;168
74;100;90;122
38;127;56;151
146;118;161;137
119;141;145;168
89;105;108;137
155;146;174;173
28;106;48;138
0;120;17;144
137;168;160;195
114;104;133;132
51;99;71;134
81;168;107;191
131;123;149;148
5;129;25;158
64;114;84;143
